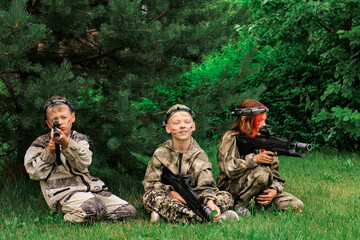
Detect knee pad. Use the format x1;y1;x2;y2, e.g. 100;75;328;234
80;197;107;220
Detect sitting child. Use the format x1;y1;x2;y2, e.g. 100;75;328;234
217;99;304;211
24;96;137;222
142;104;238;223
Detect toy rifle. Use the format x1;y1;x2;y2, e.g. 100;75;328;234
236;126;312;158
52;119;62;165
161;167;212;222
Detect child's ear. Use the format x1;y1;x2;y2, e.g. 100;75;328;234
165;124;171;134
45;119;52;129
71;112;75;123
192;122;196;131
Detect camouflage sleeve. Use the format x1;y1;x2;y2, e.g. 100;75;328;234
217;131;257;180
191;152;217;204
24;146;55;181
142;151;173;192
62;138;92;171
269;156;286;193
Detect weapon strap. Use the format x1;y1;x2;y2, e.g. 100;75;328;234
176;153;183;175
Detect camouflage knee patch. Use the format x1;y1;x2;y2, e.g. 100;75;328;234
109;203;137;220
215;191;234;212
80;197;107;221
143;189;202;224
95;190;112;197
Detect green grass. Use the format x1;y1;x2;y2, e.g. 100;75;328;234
0;150;359;239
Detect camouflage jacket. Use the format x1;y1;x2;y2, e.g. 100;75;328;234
142;137;218;204
216;130;285;193
24;131;107;210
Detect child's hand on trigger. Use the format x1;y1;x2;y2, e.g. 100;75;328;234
253;150;276;165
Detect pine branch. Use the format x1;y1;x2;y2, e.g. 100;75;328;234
148;1;196;25
0;75;21;114
72;47;122;64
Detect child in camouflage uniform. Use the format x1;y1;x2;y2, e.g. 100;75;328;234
24;96;137;223
217;99;304;211
142;104;238;223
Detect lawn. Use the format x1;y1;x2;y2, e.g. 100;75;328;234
0;149;359;240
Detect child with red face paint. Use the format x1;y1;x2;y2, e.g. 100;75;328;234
216;99;304;211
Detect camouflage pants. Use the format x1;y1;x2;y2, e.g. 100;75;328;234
142;189;233;224
229;166;303;210
57;191;137;222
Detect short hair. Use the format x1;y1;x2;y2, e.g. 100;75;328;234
43;96;74;120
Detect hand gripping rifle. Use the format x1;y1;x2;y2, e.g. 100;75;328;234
236;126;312;158
161;167;212;222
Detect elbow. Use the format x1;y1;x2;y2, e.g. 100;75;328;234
29;171;48;181
75;157;92;171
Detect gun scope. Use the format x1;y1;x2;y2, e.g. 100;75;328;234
259;126;274;136
295;142;312;151
52;120;61;139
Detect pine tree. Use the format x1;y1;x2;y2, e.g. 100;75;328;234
0;0;248;175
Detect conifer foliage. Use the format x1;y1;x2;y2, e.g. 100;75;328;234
0;0;250;174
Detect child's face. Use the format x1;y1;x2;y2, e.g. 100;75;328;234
45;105;75;136
165;111;195;142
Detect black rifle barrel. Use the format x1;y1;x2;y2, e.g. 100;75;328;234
236;128;312;158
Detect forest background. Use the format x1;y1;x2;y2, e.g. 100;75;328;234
1;0;359;174
0;0;359;239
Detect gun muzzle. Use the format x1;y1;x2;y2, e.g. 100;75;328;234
53;131;61;139
295;142;312;151
52;120;61;139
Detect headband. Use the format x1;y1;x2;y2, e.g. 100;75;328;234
162;106;195;127
43;99;75;120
